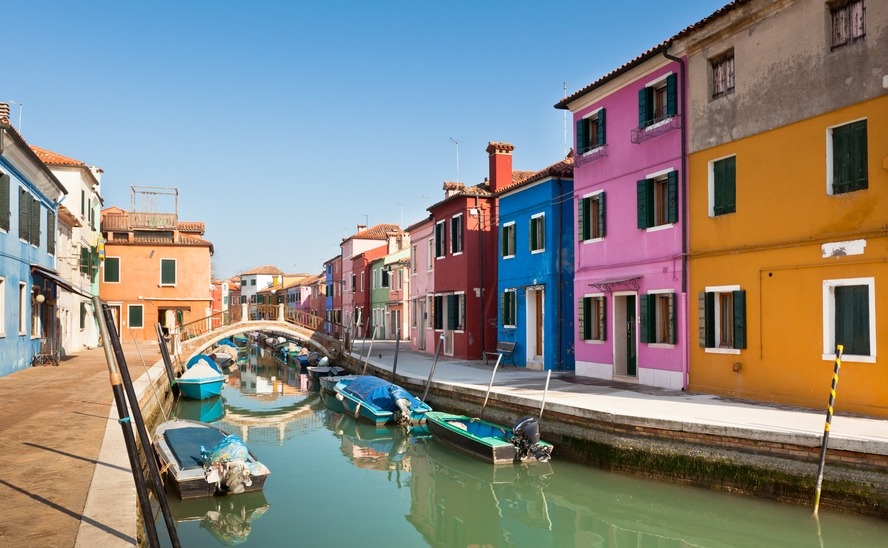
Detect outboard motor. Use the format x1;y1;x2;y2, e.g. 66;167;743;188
393;397;413;428
511;416;552;462
307;352;320;366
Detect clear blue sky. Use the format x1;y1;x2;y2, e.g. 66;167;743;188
6;1;728;279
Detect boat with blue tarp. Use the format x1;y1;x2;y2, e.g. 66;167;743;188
333;375;431;429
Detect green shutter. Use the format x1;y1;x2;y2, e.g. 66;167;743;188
666;73;677;117
597;109;606;146
19;188;29;241
80;302;87;329
529;218;536;251
638;87;648;127
161;259;176;285
733;290;746;349
637;179;651;229
576;119;586;153
446;294;459;330
851;120;868;191
714;157;736;215
669;294;677;344
105;257;120;283
597;193;606;238
80;247;90;274
836;285;870;355
30;196;41;247
129;306;144;328
47;210;56;255
639;294;651;343
0;173;9;231
703;292;715;348
599;297;607;340
667;171;679;223
578;297;587;340
578;199;587;241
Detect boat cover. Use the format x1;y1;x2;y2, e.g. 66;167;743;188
186;354;223;374
341;376;424;411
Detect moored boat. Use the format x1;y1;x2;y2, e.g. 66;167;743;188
424;411;553;465
153;419;270;499
306;365;345;390
178;359;225;400
334;375;431;429
319;373;356;394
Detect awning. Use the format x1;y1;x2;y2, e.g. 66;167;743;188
30;264;93;298
587;276;641;292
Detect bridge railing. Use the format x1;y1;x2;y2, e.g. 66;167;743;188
174;303;346;349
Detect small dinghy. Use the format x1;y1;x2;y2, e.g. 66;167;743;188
153;419;270;499
424;411;554;465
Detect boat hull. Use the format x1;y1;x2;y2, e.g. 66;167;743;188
334;376;431;427
424;411;554;465
178;378;224;400
153;419;269;499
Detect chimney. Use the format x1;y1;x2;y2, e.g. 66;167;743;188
356;224;367;232
442;181;465;199
486;142;514;193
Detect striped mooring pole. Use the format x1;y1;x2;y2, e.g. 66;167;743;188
813;344;843;515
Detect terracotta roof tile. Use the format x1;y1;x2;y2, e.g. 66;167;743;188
241;265;286;276
496;154;574;195
29;145;86;167
351;223;401;240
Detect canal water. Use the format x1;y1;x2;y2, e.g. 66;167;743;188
156;347;888;547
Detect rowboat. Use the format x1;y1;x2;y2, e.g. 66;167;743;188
424;411;553;465
153;419;270;499
333;375;431;429
178;356;225;400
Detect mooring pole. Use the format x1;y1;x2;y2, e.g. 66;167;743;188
361;325;379;376
422;335;445;401
813;344;843;515
101;303;181;547
539;370;552;421
391;327;401;382
480;354;503;419
93;297;162;548
154;322;178;396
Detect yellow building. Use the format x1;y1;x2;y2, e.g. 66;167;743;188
682;0;888;417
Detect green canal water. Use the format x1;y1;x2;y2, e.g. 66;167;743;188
156;348;888;547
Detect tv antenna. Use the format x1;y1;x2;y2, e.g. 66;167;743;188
449;137;460;182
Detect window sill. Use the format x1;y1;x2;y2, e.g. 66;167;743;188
705;347;740;355
822;353;875;364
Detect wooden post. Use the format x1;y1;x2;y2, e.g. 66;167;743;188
93;297;163;548
813;344;843;515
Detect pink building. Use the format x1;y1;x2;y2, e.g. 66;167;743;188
406;216;435;352
557;44;689;390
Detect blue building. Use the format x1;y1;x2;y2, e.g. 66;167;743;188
495;152;574;371
1;118;69;375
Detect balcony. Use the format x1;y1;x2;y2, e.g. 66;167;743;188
631;115;681;144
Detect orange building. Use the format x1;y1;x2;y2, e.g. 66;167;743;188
99;206;214;341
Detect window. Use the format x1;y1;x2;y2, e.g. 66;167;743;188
450;214;463;254
501;290;517;327
351;273;356;292
31;293;42;338
381;268;390;288
80;302;87;330
160;259;177;286
641;292;676;344
530;214;545;253
80;190;85;216
250;279;256;286
638;171;678;229
104;257;121;283
638;74;677;128
128;305;144;329
433;295;444;330
411;244;417;274
831;0;865;49
824;277;874;360
711;51;735;99
447;293;466;331
20;188;39;245
579;192;605;241
700;287;746;352
576;109;606;154
501;222;516;258
829;119;867;195
579;295;606;341
435;220;446;258
0;171;10;232
46;210;56;255
711;156;736;216
427;237;434;271
360;271;364;292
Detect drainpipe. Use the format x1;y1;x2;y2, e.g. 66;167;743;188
475;196;485;355
663;43;689;389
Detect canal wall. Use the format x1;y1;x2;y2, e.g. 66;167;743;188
342;355;888;519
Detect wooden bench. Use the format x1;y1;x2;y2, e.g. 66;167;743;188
483;341;516;366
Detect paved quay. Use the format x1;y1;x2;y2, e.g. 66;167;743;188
3;338;888;547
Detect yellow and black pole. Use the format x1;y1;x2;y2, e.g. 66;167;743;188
813;344;843;515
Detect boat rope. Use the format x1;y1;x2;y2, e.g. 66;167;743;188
118;417;131;423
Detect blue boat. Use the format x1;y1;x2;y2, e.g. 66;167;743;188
178;356;225;400
333;375;431;429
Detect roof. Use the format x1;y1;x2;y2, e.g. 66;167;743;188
29;145;86;167
495;152;574;196
555;0;748;110
347;223;401;241
240;265;285;276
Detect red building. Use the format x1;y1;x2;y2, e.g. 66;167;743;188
349;245;387;338
424;142;529;359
